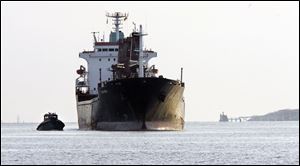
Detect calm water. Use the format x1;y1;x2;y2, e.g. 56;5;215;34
1;122;299;165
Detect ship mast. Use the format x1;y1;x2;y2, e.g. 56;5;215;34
137;25;148;77
106;12;128;42
139;25;144;77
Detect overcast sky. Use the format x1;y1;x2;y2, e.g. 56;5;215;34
1;1;299;122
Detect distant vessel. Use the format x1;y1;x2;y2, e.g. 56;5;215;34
75;12;185;130
37;113;65;131
219;112;229;122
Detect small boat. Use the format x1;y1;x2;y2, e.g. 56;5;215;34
37;112;65;131
219;112;229;122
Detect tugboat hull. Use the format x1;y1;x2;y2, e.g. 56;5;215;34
36;120;65;131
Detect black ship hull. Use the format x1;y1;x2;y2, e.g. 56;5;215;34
76;77;185;131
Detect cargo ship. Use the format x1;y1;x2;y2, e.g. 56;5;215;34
75;12;185;130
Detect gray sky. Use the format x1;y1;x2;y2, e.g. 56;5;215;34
1;1;299;122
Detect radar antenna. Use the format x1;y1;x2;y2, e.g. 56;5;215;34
106;12;128;42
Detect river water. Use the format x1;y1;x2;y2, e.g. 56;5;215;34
1;122;299;165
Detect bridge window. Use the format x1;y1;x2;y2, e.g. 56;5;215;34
102;48;108;51
97;49;101;52
108;58;110;61
99;58;101;61
113;58;116;61
108;78;110;81
115;48;118;51
109;48;114;52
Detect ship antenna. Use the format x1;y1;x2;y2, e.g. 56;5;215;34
91;32;99;43
106;12;128;42
133;22;136;32
102;31;105;42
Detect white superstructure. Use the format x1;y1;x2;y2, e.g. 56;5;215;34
76;12;157;95
79;43;119;94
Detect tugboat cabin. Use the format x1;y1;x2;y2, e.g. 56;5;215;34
44;113;58;121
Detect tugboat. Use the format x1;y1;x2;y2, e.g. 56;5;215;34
36;112;65;131
75;12;185;130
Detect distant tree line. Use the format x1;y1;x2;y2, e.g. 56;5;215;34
248;109;299;121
